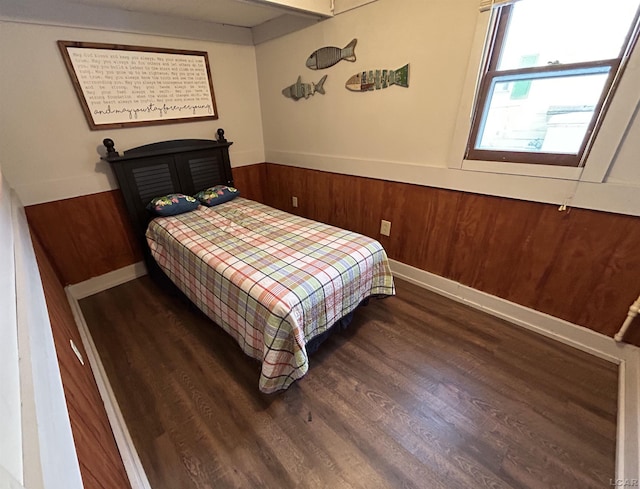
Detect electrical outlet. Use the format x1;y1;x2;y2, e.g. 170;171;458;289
380;220;391;236
292;196;298;208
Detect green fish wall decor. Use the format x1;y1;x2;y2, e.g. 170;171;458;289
345;64;410;92
306;39;357;70
282;75;328;101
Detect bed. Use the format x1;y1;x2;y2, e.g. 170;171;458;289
103;130;395;393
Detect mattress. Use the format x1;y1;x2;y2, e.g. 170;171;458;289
146;197;395;393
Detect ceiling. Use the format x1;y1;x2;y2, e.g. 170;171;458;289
70;0;326;28
0;0;375;44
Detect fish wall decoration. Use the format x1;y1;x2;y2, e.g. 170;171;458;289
306;39;357;70
282;75;328;101
345;64;410;92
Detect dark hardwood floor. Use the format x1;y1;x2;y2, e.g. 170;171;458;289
80;277;618;489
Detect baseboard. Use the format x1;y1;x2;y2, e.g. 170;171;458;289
617;353;640;482
64;264;151;489
388;259;639;482
389;259;638;363
67;261;147;300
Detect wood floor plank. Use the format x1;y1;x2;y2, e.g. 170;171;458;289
79;276;617;489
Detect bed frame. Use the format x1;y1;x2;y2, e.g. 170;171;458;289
102;128;234;277
102;130;365;367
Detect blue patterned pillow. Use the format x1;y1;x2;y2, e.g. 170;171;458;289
146;193;199;216
194;185;240;206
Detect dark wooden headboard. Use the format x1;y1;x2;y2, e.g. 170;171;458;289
101;128;234;270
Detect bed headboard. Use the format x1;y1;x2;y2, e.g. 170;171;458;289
101;128;234;253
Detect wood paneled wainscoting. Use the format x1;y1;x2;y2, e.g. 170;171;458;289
24;161;640;346
262;163;640;347
31;233;131;489
233;162;268;203
24;164;267;286
25;190;143;285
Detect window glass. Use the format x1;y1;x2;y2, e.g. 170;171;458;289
477;70;609;154
498;0;639;70
466;0;640;166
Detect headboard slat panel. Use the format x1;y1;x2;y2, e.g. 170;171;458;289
189;156;222;193
102;134;234;271
132;163;175;204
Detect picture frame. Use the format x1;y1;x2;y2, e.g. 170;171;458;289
58;40;219;130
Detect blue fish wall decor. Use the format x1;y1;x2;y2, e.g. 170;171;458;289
282;75;328;101
345;64;410;92
306;39;357;70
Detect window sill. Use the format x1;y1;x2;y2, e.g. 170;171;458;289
461;159;583;181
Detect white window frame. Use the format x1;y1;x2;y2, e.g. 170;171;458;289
448;6;640;184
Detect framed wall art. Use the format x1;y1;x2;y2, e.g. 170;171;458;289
58;41;219;130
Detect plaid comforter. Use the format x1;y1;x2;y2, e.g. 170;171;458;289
146;197;395;393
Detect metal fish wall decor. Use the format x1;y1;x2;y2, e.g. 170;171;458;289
345;64;410;92
282;75;328;101
306;39;357;70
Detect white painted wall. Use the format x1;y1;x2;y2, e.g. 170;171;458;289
0;172;23;488
0;21;265;205
255;0;640;216
606;104;640;184
1;0;638;213
0;169;83;489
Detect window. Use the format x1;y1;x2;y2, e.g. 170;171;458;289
466;0;640;167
